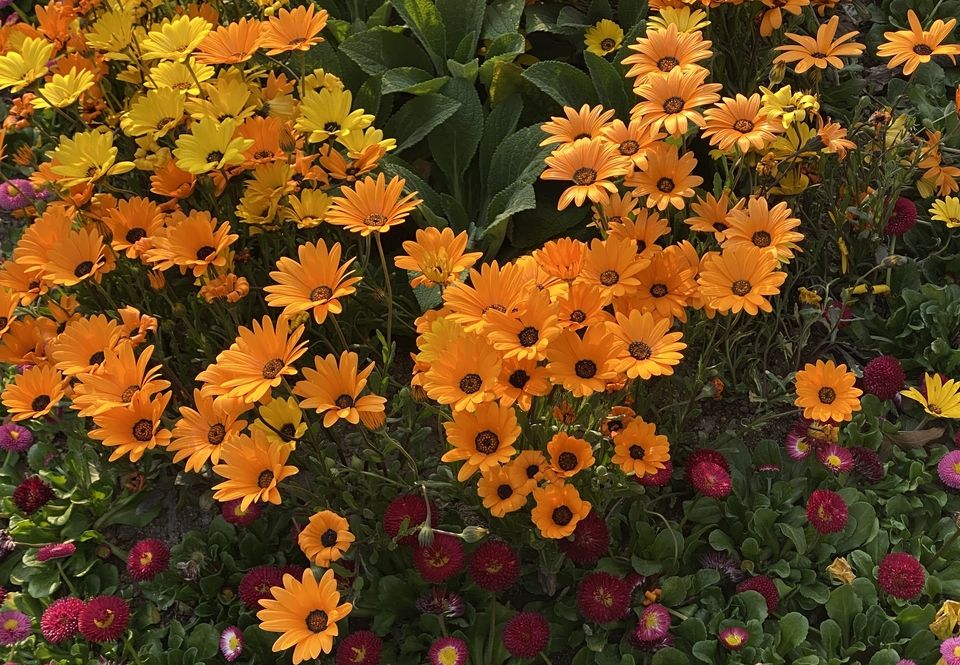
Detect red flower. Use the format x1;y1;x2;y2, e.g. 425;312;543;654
806;489;848;534
469;540;519;592
37;542;76;562
13;475;53;514
503;612;551;659
557;510;609;566
221;498;262;526
126;539;170;581
336;630;383;665
863;356;905;400
41;597;85;643
238;565;284;610
383;494;437;545
577;572;630;623
851;447;884;483
413;534;465;583
736;575;779;613
689;461;731;498
684;449;729;478
884;197;917;236
634;460;673;487
78;595;129;643
877;552;925;599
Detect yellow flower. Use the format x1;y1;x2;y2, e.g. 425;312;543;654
584;19;624;57
173;117;253;174
145;60;215;95
931;600;960;639
251;396;308;446
826;557;855;584
931;196;960;228
86;10;135;58
295;88;374;143
0;37;55;92
185;74;257;122
798;286;822;305
47;130;135;187
648;7;710;33
120;88;186;138
760;85;819;128
32;68;96;110
140;15;213;61
902;373;960;419
337;127;396;158
282;189;332;229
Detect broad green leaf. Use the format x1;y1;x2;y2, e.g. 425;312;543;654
185;623;219;660
381;67;450;95
522;61;599;108
482;0;525;39
820;619;842;656
384;93;461;151
486;125;552;198
479;94;522;179
391;0;446;65
483;181;536;239
618;0;647;27
381;155;446;216
437;0;484;59
428;78;484;179
778;612;809;654
826;583;863;643
339;28;433;76
447;58;479;82
650;647;689;665
585;51;631;118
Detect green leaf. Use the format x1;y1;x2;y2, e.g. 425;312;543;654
778;522;807;554
486;125;552;197
447;58;479;81
869;649;902;665
428;79;484;179
522;61;599;108
482;0;525;39
381;67;450;95
479;95;522;179
835;502;879;551
339;28;434;76
185;623;219;660
585;51;631;118
391;0;446;67
651;647;690;665
778;612;809;654
618;0;647;27
384;93;461;151
437;0;484;59
826;583;863;643
820;619;842;656
481;181;536;253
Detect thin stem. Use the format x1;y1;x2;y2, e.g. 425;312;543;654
485;595;497;665
374;233;393;350
56;561;79;596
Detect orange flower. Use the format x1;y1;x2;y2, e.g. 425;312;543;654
212;430;299;510
298;510;355;568
443;261;529;333
795;360;863;422
545;327;619;397
495;357;551;411
631;67;721;137
265;240;360;324
723;196;804;264
759;0;809;37
170;390;249;472
477;464;528;517
195;18;263;64
577;236;648;301
442;401;520;481
623;23;713;85
150;160;196;199
702;94;782;153
146;211;238;277
540;103;616;146
547;433;595;478
686;191;742;241
531;482;591;539
89;391;173;462
622;246;697;322
533;238;587;282
101;197;165;260
606;310;686;379
422;335;501;412
607;208;671;260
773;15;864;73
325;173;421;236
627;142;702;210
260;5;328;56
0;261;46;306
42;226;111;287
71;343;170;417
601;118;665;170
199;273;250;304
294;351;387;427
1;364;67;421
611;417;670;477
394;227;482;289
49;315;123;376
486;290;561;361
541;138;632;210
877;10;960;75
698;245;787;315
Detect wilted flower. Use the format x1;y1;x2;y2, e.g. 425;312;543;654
826;557;855;585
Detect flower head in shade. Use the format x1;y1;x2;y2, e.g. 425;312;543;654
37;542;76;562
0;423;33;452
635;603;671;642
806;489;848;534
878;552;925;600
428;636;469;665
700;550;745;583
902;373;960;419
78;596;129;643
13;475;54;514
127;539;170;581
503;612;551;659
736;575;779;612
41;597;85;643
827;557;856;585
719;626;749;651
939;450;960;489
942;637;960;665
0;610;31;645
863;356;906;400
220;626;243;662
852;447;884;483
634;459;673;487
577;572;630;623
239;565;285;610
415;588;464;618
469;540;519;592
818;444;854;474
884;198;917;236
384;494;437;545
931;601;960;640
221;498;263;526
557;510;610;566
413;534;465;583
336;630;382;665
629;629;675;652
689;461;731;498
532;482;592;539
0;179;35;210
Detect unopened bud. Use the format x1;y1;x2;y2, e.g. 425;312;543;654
880;254;908;268
459;526;489;543
768;62;786;85
417;522;435;547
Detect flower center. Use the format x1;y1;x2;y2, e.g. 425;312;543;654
818;387;836;404
732;279;752;296
629;341;652;360
518;326;540;347
657;56;679;72
31;395;51;412
650;283;668;298
335;394;355;409
573;167;597;186
437;646;460;665
913;44;933;55
663;96;685;113
475;430;500;454
207;423;226;445
139;551;153;567
508;369;529;389
599;269;620;286
733;119;755;133
121;385;139;402
656;177;675;193
552;505;573;526
257;470;274;488
261;358;284;379
526;464;540;479
575;359;597;378
459;373;482;394
305;609;328;633
311;285;333;302
363;213;388;227
93;610;115;629
279;423;297;441
323;121;340;133
751;231;772;247
600;37;616;51
74;261;94;278
630;444;645;460
557;451;579;471
320;528;338;547
570;309;586;323
195;245;216;260
125;227;147;244
619;140;640;155
206;150;224;164
497;484;513;499
132;418;154;442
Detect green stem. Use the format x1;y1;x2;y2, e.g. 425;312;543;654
485;595;497;665
374;233;393;351
56;561;79;596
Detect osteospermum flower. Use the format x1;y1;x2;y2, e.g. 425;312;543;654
220;626;244;662
127;539;170;581
13;475;54;514
577;572;630;623
719;626;750;651
428;637;469;665
737;575;779;612
531;482;591;539
336;630;382;665
326;174;421;236
395;228;482;289
541;138;632;210
0;37;55;92
140;15;211;60
147;211;238;277
37;542;76;562
47;130;134;186
819;444;854;474
863;356;906;400
795;360;863;422
298;510;355;568
477;464;528;517
196;18;263;65
0;423;33;453
89;391;172;463
585;19;624;57
698;246;787;316
413;534;466;583
773;15;864;73
931;197;960;228
469;540;520;592
902;373;960;418
41;597;85;643
632;66;721;137
78;596;129;643
545;327;618;397
261;5;328;55
877;552;925;600
441;401;520;480
257;568;353;664
623;23;713;85
540;104;616;146
547;433;595;478
627;142;703;210
723;196;804;264
173;117;252;174
558;510;610;566
612;417;670;478
877;10;960;75
938;450;960;489
702;94;782;153
806;489;849;534
606;310;686;379
503;612;551;659
0;610;31;645
212;430;299;510
294;351;386;428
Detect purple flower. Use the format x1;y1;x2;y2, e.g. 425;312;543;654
719;626;749;651
941;636;960;665
0;423;33;453
37;542;76;562
415;587;464;618
0;610;31;645
700;550;745;583
634;603;670;642
0;180;35;211
220;626;243;662
784;425;812;460
938;451;960;489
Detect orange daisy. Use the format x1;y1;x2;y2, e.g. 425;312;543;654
698;245;787;315
540;103;616;146
169;390;249;473
294;351;386;427
773;15;865;73
146;211;238;277
702;94;782;153
545;327;619;397
89;391;172;462
623;23;713;85
577;236;648;301
606;310;686;379
723;196;804;264
260;5;328;56
531;482;591;539
394;227;483;289
1;364;67;421
212;430;300;509
49;315;123;376
627;142;703;210
102;197;165;260
631;66;721;137
442;401;520;481
265;240;361;324
795;359;863;422
195;17;263;65
325;173;422;236
71;343;170;417
42;226;111;287
877;10;960;75
541;138;632;210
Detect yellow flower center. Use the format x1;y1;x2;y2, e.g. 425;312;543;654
3;619;18;630
139;551;154;567
826;454;841;468
438;646;459;665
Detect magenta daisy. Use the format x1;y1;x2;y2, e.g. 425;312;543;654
336;630;383;665
469;540;519;592
719;626;749;650
635;603;671;642
428;636;469;665
806;489;849;534
41;597;85;643
634;460;673;487
78;596;129;643
736;575;779;612
416;588;465;618
12;475;54;514
577;571;630;623
784;422;813;460
863;356;905;400
818;444;853;473
942;638;960;665
0;423;33;452
0;610;31;645
877;552;925;600
413;534;465;583
938;450;960;489
557;510;610;566
220;626;243;662
37;542;77;562
238;565;285;610
383;494;437;545
503;612;551;659
221;498;262;526
689;461;732;498
126;539;170;581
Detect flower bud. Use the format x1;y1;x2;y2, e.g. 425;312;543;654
459;526;489;543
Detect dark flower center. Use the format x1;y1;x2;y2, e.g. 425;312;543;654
279;423;296;441
195;245;216;260
619;140;639;156
121;385;139;402
305;609;328;633
575;359;597;378
557;451;579;471
262;358;284;379
600;38;616;51
475;430;500;454
320;528;338;547
125;228;147;244
629;341;652;360
89;351;105;365
818;387;837;404
257;470;274;488
733;119;755;133
497;484;513;500
132;418;154;442
657;56;679;72
508;369;530;389
518;326;540;347
650;283;668;298
324;121;340;133
363;213;388;227
630;444;645;460
599;269;619;286
335;394;354;409
656;177;675;193
570;310;587;323
207;423;226;445
526;464;540;479
913;44;933;55
31;395;51;412
552;506;573;526
459;373;482;394
663;96;685;113
573;167;597;186
74;261;94;278
751;231;772;248
810;51;826;58
311;285;333;302
731;279;752;296
254;150;272;159
206;151;224;164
